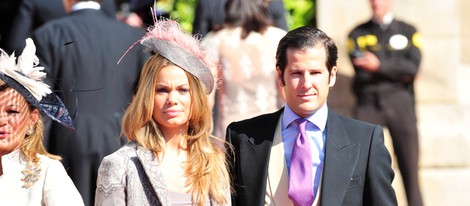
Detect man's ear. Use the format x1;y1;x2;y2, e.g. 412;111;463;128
329;66;338;87
276;67;285;87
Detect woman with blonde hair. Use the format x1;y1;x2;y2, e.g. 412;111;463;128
95;18;230;206
0;38;83;205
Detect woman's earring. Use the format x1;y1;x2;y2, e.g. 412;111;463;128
26;127;33;136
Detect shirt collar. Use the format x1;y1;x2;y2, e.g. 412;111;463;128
71;1;101;12
373;12;394;27
0;149;23;176
282;103;328;132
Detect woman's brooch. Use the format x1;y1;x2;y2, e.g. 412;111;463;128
21;161;42;188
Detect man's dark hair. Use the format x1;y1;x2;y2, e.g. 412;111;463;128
275;26;338;84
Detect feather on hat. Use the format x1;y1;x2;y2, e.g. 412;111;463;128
119;11;215;94
0;38;74;130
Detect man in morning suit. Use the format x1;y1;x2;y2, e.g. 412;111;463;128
226;26;397;206
32;0;148;205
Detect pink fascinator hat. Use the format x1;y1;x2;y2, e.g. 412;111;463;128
120;12;215;94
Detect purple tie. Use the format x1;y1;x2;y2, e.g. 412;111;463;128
288;118;314;206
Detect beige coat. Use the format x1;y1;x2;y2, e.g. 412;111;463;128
95;142;230;206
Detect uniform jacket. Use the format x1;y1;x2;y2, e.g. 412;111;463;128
226;108;397;206
347;18;421;104
95;142;231;206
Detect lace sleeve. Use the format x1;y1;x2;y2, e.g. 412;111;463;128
95;154;127;206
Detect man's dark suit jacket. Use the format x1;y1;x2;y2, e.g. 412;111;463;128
5;0;116;53
32;8;148;206
226;108;397;206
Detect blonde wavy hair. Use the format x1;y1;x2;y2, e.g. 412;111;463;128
21;114;61;162
121;54;230;205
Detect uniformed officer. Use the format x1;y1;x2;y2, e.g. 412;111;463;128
347;0;423;206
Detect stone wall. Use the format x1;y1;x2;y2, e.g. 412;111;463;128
317;0;470;205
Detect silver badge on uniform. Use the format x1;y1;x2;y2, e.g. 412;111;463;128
389;34;408;50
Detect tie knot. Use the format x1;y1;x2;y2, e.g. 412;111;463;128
294;118;308;134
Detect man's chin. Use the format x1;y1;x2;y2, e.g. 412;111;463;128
294;104;320;117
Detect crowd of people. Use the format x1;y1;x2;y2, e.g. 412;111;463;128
0;0;423;206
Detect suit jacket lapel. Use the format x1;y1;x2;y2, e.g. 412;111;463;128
320;111;360;206
135;145;171;206
235;109;283;205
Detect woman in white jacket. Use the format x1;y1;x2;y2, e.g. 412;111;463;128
0;38;83;206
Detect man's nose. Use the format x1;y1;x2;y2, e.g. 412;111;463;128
300;73;312;88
